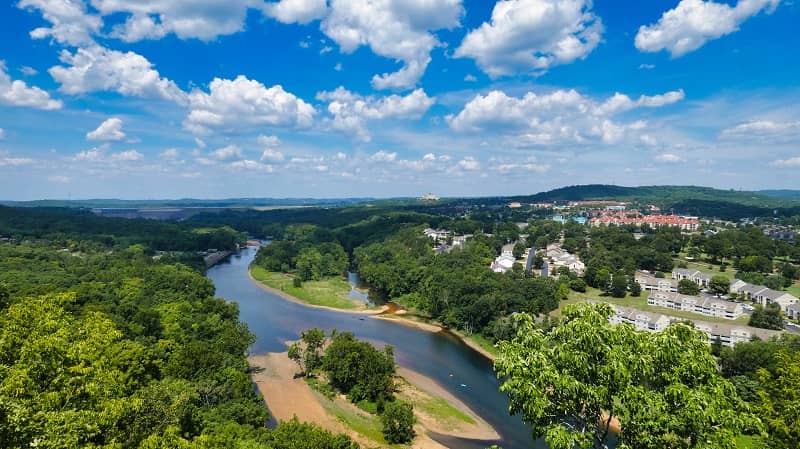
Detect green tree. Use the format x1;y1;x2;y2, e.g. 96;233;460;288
678;279;701;295
296;248;323;281
569;278;587;293
513;242;527;259
610;272;628;298
321;332;396;402
495;304;755;449
749;303;784;330
755;351;800;449
764;275;787;291
709;275;731;295
380;400;416;444
628;278;642;297
0;283;9;310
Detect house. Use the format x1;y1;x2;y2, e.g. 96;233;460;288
729;279;749;294
672;268;713;288
787;303;800;321
545;245;585;276
635;271;678;292
422;228;450;243
507;202;522;209
750;288;798;312
763;227;797;241
420;193;440;201
490;244;517;273
610;306;672;332
693;322;782;347
647;291;744;319
610;305;781;347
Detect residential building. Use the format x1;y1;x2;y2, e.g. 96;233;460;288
763;227;797;241
729;279;749;294
733;281;799;312
490;244;517;273
422;228;450;242
507;202;522;209
609;305;782;347
635;271;678;292
787;303;800;321
647;291;744;319
589;213;700;231
672;268;713;288
420;193;440;201
545;244;585;276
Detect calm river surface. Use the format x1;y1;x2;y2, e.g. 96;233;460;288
208;246;541;449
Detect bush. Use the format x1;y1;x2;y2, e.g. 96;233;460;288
569;278;587;293
380;400;415;444
293;277;303;288
677;279;700;296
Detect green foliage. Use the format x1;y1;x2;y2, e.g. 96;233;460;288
380;400;416;444
763;275;787;291
569;278;587;293
748;304;784;330
710;275;731;295
321;332;396;403
755;351;800;449
678;278;701;295
610;272;628;298
495;304;756;449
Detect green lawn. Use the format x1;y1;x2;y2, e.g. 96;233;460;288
415;395;475;426
313;389;387;445
563;286;751;325
464;333;500;358
786;282;800;298
680;260;736;280
250;266;368;310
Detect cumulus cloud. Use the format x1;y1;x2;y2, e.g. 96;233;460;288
770;157;800;168
455;0;603;78
0;62;62;110
451;156;480;172
635;0;780;57
50;45;186;103
73;146;143;164
721;119;800;139
263;0;329;24
18;0;102;46
48;175;71;184
320;0;464;89
20;66;38;76
111;149;143;161
490;157;551;174
0;151;34;167
185;76;314;134
160;148;180;160
317;87;434;141
447;88;683;145
370;150;398;162
655;153;684;163
86;117;126;141
261;149;285;162
258;135;281;147
209;145;243;161
228;159;275;173
92;0;257;42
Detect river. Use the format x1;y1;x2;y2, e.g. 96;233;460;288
207;246;541;449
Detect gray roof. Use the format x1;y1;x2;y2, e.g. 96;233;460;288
649;291;741;313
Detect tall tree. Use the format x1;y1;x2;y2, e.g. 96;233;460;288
495;303;756;449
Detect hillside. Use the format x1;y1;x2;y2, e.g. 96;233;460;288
510;185;800;220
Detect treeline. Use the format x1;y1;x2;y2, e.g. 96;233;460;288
0;206;245;252
354;227;563;336
0;240;359;449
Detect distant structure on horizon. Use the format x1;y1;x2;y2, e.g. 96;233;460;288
420;193;440;201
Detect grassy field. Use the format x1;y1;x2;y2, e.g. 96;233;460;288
464;333;500;358
250;266;367;310
681;260;736;280
563;286;751;325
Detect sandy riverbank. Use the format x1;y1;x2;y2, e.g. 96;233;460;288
249;351;499;449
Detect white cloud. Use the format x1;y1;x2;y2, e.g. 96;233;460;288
111;149;143;161
721;120;800;138
262;0;329;24
261;149;285;162
635;0;780;57
228;159;275;172
320;0;464;89
638;63;655;70
655;153;684;163
0;62;62;110
453;156;480;171
463;74;477;82
47;175;71;183
770;157;800;168
160;148;180;160
50;45;186;103
0;151;34;167
334;62;343;71
455;0;603;78
317;87;434;141
258;135;281;147
194;137;206;148
447;88;683;146
92;0;257;42
86;118;126;141
20;66;38;76
185;76;314;134
209;145;243;161
491;157;551;174
74;147;105;161
370;150;398;162
18;0;102;46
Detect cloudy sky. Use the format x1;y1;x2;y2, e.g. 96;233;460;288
0;0;798;200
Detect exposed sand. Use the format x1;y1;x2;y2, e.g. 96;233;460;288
371;314;444;333
248;269;389;315
250;351;500;449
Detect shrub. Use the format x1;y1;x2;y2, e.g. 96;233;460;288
380;400;415;444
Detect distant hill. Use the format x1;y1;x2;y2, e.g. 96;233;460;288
0;197;374;209
510;185;800;220
758;190;800;200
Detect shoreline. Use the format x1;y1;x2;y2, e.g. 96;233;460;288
247;264;498;362
249;351;500;448
247;268;389;315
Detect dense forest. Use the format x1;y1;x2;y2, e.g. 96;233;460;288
0;210;360;448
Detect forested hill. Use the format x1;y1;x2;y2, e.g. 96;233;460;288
510;185;800;219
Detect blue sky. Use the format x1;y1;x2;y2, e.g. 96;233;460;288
0;0;798;200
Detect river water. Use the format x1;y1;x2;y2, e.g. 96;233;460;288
208;246;541;449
